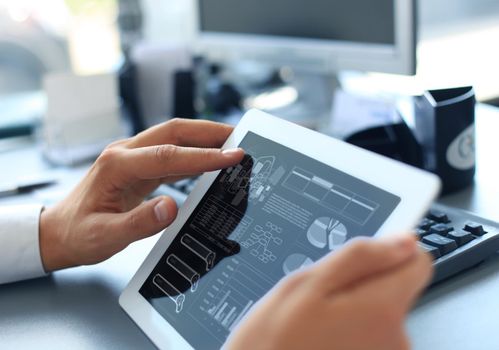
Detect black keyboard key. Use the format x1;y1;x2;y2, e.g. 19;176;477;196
418;241;442;259
464;222;487;236
427;210;450;223
430;223;454;236
422;234;458;255
415;229;429;240
447;230;475;247
419;218;436;230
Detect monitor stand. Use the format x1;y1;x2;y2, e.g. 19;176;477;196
243;68;339;131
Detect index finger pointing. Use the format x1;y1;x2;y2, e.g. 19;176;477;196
122;145;245;181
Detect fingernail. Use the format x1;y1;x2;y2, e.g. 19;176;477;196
154;199;169;223
222;148;242;156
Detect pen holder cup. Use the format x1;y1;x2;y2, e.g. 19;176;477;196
414;86;476;195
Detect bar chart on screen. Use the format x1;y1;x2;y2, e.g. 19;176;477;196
194;258;272;338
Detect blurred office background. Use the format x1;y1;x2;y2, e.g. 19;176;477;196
1;0;499;146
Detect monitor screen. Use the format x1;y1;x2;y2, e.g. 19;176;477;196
199;0;395;45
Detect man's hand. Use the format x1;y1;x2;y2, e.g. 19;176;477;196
39;119;244;272
226;235;432;350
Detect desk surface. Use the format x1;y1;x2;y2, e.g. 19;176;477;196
1;105;499;349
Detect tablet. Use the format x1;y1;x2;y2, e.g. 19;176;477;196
120;109;441;349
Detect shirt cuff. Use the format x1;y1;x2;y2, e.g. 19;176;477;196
0;204;48;284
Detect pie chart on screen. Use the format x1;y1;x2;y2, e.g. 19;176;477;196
283;253;314;275
307;217;348;251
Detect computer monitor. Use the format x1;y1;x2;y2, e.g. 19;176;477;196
195;0;416;75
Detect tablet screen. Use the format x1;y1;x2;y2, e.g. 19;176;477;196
139;132;400;349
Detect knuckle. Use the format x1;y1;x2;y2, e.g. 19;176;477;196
155;144;177;163
170;118;192;145
167;117;184;128
106;138;128;149
165;118;185;144
97;147;121;169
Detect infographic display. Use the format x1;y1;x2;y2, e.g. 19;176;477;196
140;132;400;349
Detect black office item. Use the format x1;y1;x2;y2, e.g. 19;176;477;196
345;87;476;195
119;60;197;132
0;92;44;139
419;203;499;284
346;120;424;168
0;124;34;139
414;87;476;194
203;64;242;116
173;70;196;118
154;178;499;286
0;179;57;199
119;59;145;135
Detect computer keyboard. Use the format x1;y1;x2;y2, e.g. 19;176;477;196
417;203;499;284
155;179;499;285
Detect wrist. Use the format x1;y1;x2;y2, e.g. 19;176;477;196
39;206;73;272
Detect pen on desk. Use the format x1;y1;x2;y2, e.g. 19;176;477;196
0;179;57;198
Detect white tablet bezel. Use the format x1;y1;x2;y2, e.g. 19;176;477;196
120;109;441;349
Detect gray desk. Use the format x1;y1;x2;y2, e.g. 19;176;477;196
0;105;498;349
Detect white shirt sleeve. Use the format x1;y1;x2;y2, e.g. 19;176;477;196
0;205;47;284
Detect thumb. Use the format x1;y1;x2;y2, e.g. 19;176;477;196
311;234;418;294
115;196;178;243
